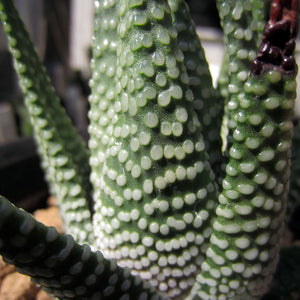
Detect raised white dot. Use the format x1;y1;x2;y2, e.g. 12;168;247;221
143;179;153;194
265;177;277;190
185;193;196;205
142;237;154;247
230;147;242;159
144;204;154;215
176;107;188;123
172;197;184;210
138;218;147;230
160;224;169;235
116;175;126;186
176;166;186;180
141;156;152;170
139;132;151;145
258;148;275;162
197;188;207;199
183;140;194;154
234;204;252;215
148;251;158;261
172;122;183;136
145;112;158;128
158;200;169;213
237;183;255;195
232;263;245;273
235;237;250;249
158;90;171;107
186;167;197;180
174;147;185;160
149;222;159;233
195;140;205;152
255;233;270;245
107;169;117;180
249;114;263;125
125;160;134;171
240;162;255;173
258;216;271;228
161;122;172;136
251;195;265;207
225;250;238;260
220;267;232;276
151;145;163;160
229;280;240;289
130;232;140;244
261;125;275;137
156;241;165;252
275;160;286;171
155;74;167;86
263;198;274;210
183;213;194;224
155;176;167;189
130;138;140;152
131;165;142;178
254;171;268;184
264;97;280;109
157;27;171;45
132;189;142;201
243;220;257;232
259;250;269;262
121;125;130;138
163;145;175;159
164;170;176;183
244;248;258;260
130;209;140;221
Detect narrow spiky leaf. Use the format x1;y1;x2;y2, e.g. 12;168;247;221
88;0;120;193
0;0;94;244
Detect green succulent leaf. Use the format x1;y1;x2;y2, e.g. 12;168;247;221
89;0;219;298
0;196;166;300
88;0;120;191
217;0;265;153
0;0;94;244
168;0;224;182
191;1;299;298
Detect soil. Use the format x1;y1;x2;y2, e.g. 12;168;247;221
0;197;63;300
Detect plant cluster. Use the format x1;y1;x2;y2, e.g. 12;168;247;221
0;0;300;299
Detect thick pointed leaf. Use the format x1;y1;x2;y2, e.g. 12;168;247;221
191;1;299;298
0;0;94;244
90;0;218;298
0;196;166;300
168;0;224;182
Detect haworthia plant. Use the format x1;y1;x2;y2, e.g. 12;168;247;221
0;0;299;299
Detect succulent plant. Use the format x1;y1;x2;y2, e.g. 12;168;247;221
0;0;299;299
